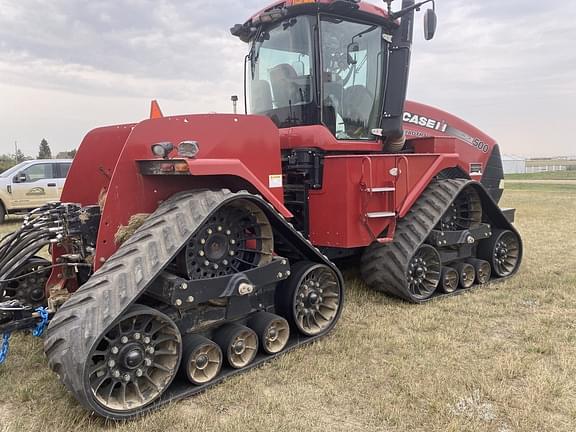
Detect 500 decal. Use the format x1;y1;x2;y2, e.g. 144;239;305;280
403;112;490;153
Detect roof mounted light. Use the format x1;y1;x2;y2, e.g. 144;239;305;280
178;141;200;158
151;142;174;159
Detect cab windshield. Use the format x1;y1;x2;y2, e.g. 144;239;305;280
248;15;385;140
249;16;318;128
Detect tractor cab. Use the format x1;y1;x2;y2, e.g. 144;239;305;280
232;0;437;151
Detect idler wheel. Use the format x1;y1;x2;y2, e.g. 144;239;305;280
478;229;522;278
406;245;441;300
85;305;181;414
277;262;343;337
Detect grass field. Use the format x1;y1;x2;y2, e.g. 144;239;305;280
1;183;575;432
505;171;576;181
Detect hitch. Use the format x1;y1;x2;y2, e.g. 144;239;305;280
0;300;52;365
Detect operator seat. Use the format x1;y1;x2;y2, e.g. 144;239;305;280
342;85;374;137
269;63;300;107
250;80;273;113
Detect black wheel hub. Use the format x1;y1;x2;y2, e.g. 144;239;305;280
195;354;209;369
307;291;321;306
496;244;509;260
120;345;145;369
205;233;229;261
232;340;246;355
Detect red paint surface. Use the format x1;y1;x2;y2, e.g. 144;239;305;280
57;100;498;271
250;0;390;23
308;153;460;248
92;114;284;268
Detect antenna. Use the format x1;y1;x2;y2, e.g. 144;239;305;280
384;0;394;15
231;95;239;115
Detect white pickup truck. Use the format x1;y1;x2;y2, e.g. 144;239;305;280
0;159;72;223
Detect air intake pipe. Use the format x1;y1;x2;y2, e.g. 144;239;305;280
380;0;415;152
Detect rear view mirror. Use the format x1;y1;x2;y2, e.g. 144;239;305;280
424;9;437;40
13;173;27;183
347;42;360;65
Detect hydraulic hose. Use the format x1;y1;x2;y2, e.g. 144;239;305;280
0;239;51;281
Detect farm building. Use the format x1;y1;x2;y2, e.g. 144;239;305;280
502;155;527;174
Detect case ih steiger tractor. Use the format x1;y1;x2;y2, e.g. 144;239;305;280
0;0;522;419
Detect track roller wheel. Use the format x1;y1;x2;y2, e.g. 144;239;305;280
85;305;181;415
215;324;258;369
277;261;343;337
249;312;290;354
439;266;459;294
455;263;475;289
468;258;491;284
477;229;522;277
181;335;222;385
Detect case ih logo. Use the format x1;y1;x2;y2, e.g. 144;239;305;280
403;112;490;153
403;112;448;132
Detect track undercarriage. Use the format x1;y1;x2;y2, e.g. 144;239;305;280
36;190;343;418
361;179;522;303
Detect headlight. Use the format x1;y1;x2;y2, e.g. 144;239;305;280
151;142;174;159
178;141;200;158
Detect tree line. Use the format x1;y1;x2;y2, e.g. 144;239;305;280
0;139;76;174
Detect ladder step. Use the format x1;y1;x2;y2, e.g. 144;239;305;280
367;187;396;192
366;211;395;219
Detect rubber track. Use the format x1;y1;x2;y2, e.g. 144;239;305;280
361;179;499;303
43;189;341;415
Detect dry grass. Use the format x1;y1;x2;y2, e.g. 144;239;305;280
1;185;576;432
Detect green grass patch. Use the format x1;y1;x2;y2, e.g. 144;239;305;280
504;183;576;192
506;171;576;180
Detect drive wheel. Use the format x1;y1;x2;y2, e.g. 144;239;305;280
181;335;222;385
249;312;290;354
277;262;343;337
178;199;273;280
406;245;441;301
478;229;521;277
437;188;482;231
456;263;475;289
439;266;459;294
215;324;258;369
85;305;181;415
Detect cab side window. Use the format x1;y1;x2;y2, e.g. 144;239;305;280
57;163;71;178
21;163;55;182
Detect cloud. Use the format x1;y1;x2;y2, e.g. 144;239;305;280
0;0;574;156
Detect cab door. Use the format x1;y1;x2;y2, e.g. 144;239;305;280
11;162;59;209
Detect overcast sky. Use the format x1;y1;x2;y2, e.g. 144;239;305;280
1;0;575;158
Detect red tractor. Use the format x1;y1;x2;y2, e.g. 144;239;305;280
0;0;521;419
